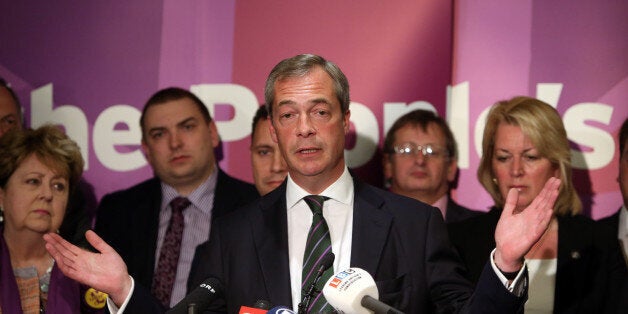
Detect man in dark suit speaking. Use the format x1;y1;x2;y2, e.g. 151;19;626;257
187;54;560;313
93;87;258;309
45;55;560;313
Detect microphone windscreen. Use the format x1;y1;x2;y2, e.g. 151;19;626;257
320;251;335;270
267;306;296;314
322;268;378;314
253;299;272;310
166;277;223;314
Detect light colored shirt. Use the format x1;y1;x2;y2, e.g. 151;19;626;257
156;167;218;306
619;205;628;263
524;258;557;314
287;167;354;311
432;194;449;220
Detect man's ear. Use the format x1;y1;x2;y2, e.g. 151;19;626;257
447;159;458;183
141;140;152;165
0;187;5;209
209;121;220;148
383;153;393;180
343;110;351;134
270;119;278;143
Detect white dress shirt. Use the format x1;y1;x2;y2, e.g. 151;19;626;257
287;167;354;311
619;205;628;262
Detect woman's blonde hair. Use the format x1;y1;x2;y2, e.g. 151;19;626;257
477;96;581;216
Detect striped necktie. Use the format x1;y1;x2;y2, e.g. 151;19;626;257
301;195;334;313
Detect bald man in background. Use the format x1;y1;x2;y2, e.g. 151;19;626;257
0;77;23;137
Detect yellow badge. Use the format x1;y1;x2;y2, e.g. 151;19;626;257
84;288;108;309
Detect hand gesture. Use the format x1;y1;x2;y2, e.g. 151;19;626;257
494;177;560;272
44;230;132;306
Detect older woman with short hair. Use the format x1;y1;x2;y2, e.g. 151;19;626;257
0;125;104;313
448;96;626;313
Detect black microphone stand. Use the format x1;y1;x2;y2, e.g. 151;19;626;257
298;253;335;314
298;270;323;314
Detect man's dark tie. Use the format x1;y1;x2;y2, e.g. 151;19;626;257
301;195;334;313
152;196;190;307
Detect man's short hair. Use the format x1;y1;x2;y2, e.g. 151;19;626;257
251;105;269;138
140;87;212;140
264;54;350;117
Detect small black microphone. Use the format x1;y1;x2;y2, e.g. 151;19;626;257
298;252;335;314
166;277;223;314
253;299;272;310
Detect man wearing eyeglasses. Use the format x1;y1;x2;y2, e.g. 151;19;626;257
383;109;481;223
0;78;23;137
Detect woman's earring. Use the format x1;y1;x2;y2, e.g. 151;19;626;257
492;178;498;185
0;206;3;223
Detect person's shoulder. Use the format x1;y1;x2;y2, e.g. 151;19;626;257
447;198;484;223
559;213;595;227
101;177;160;201
597;208;620;228
96;178;161;218
215;183;282;224
448;207;499;234
354;181;435;218
216;168;258;198
559;213;618;244
217;168;254;188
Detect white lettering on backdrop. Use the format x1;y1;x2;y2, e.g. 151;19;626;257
30;82;615;171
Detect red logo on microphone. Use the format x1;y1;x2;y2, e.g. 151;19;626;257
328;277;342;288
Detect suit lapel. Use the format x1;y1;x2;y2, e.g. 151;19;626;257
251;184;293;306
131;178;162;287
555;216;591;311
213;169;234;221
350;181;393;276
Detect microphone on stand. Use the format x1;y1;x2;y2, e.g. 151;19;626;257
322;268;405;314
166;277;223;314
298;252;335;314
253;299;273;310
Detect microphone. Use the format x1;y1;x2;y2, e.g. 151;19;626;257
322;268;404;314
166;277;223;314
298;252;335;314
253;299;272;310
267;305;296;314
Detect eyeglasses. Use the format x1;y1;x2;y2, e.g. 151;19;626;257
390;143;449;159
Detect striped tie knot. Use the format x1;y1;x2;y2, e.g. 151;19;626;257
303;195;329;215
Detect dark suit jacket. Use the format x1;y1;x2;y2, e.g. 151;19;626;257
448;208;628;313
598;208;620;231
445;198;482;224
94;169;258;312
188;179;526;313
